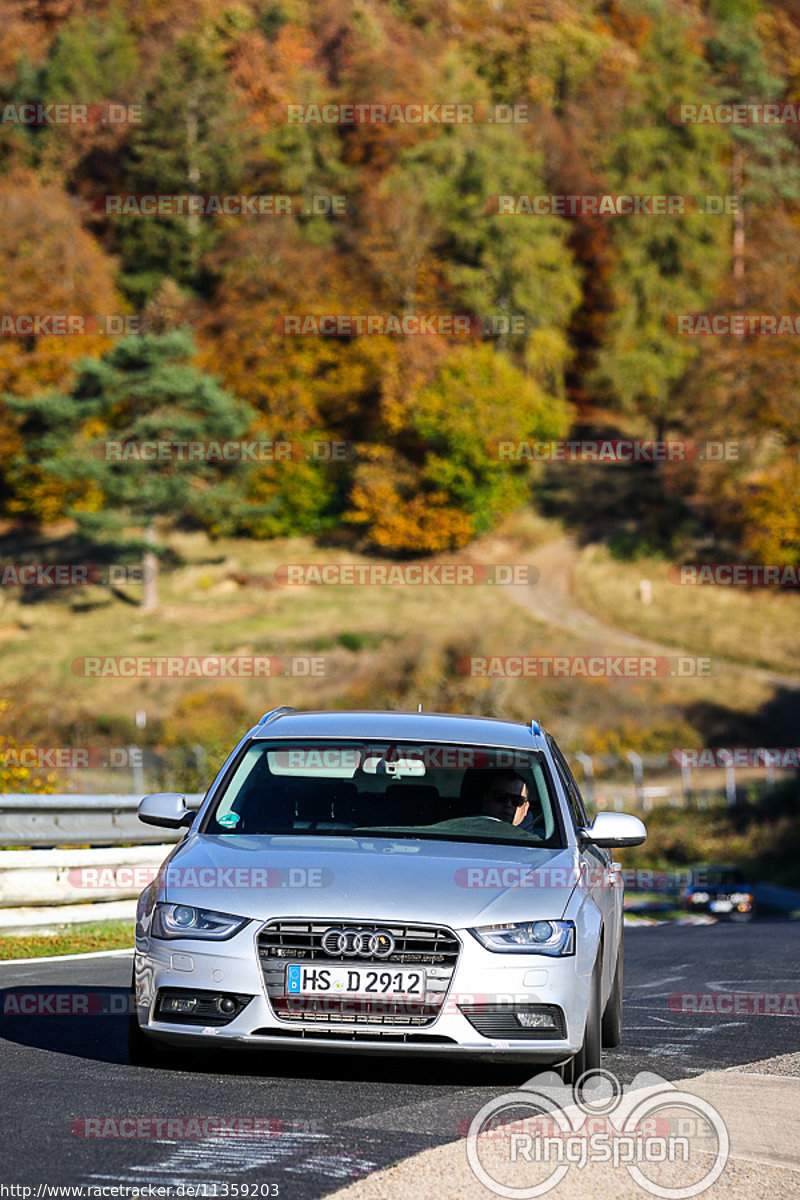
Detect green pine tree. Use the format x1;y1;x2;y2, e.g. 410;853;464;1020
109;40;251;305
6;331;257;609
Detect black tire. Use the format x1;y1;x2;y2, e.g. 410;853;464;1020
601;930;624;1048
560;957;602;1085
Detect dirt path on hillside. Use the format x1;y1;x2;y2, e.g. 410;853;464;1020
505;535;800;691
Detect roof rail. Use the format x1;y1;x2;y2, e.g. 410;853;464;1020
531;717;542;737
257;706;297;725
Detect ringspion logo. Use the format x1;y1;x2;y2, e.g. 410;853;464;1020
466;1069;729;1198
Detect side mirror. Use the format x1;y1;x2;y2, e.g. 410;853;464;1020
580;812;647;848
138;792;195;829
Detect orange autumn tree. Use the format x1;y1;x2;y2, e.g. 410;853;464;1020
346;343;571;552
0;171;122;520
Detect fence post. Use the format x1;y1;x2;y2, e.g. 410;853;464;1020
625;751;645;809
127;745;144;795
679;754;693;808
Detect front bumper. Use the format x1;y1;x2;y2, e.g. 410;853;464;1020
133;919;592;1063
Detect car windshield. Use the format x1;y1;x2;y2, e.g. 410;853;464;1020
203;740;563;847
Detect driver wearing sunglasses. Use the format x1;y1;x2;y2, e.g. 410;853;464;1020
480;771;530;827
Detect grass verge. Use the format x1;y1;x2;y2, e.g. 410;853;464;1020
573;542;800;676
0;919;134;960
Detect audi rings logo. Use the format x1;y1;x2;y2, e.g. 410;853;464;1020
321;927;396;958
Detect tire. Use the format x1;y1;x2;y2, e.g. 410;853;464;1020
560;957;602;1085
601;930;624;1048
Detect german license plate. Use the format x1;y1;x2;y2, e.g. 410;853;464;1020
286;964;425;996
710;899;733;912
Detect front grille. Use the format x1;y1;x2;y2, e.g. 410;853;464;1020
258;918;460;1027
459;1003;566;1040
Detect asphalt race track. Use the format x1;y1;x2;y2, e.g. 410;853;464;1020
1;921;798;1197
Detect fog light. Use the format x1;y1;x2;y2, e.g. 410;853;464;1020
516;1010;557;1029
162;995;198;1014
217;996;237;1015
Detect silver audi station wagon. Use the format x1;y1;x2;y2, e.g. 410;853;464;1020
130;708;646;1078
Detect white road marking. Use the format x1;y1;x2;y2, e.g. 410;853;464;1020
628;971;689;990
85;1131;328;1184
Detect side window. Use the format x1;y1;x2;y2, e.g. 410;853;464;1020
548;739;589;830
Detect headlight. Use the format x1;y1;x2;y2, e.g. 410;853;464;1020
729;892;752;904
151;903;249;941
469;919;575;955
689;891;709;903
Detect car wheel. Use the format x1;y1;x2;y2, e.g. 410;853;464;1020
560;957;602;1085
601;931;623;1048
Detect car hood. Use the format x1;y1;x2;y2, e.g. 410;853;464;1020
161;833;581;926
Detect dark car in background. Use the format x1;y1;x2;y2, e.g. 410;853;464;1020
683;864;755;920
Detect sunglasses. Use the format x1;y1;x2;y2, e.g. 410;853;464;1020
485;790;528;806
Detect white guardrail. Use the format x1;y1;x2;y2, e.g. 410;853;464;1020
1;794;799;932
0;793;204;847
0;793;203;931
